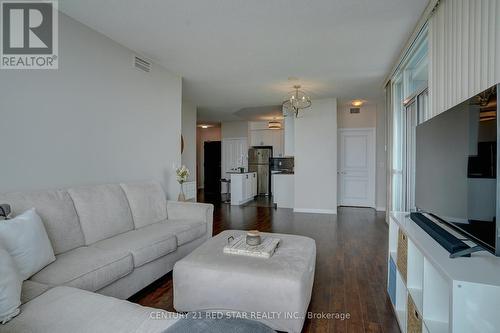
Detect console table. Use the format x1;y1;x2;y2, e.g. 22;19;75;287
388;212;500;333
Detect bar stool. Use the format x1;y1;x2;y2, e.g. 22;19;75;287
220;178;231;203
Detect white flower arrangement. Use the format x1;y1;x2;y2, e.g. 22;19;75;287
176;165;190;184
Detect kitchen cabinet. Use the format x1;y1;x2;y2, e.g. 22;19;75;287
249;129;284;157
272;173;294;208
231;172;257;205
271;130;284;157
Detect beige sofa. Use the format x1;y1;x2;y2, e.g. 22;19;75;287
0;182;213;332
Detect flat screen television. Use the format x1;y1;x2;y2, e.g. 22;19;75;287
415;84;499;256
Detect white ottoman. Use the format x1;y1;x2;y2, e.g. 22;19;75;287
173;230;316;333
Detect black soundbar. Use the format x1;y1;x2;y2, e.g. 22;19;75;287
410;212;473;258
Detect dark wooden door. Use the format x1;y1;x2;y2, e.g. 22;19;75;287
204;141;221;197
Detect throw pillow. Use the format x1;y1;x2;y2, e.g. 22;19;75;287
0;248;22;324
0;208;56;280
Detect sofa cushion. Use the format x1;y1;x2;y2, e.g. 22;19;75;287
0;209;56;280
92;228;177;268
0;286;177;333
120;182;168;229
0;248;22;324
30;247;133;292
21;281;51;305
68;184;134;245
157;219;207;246
0;189;84;255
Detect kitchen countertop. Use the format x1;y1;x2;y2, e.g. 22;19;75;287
227;171;255;174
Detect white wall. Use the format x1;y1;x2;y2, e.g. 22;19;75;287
337;104;377;128
337;103;387;211
0;13;182;199
221;121;248;139
294;98;337;214
181;100;197;182
284;115;295;156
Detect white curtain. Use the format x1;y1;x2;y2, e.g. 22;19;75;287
429;0;500;117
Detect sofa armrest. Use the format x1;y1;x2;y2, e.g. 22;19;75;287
166;201;214;238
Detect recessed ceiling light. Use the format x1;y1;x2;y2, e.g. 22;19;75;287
201;125;209;129
351;100;364;107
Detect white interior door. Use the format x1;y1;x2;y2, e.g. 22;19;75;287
338;128;376;208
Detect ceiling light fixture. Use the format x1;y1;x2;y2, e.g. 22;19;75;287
201;125;209;129
282;85;312;118
351;100;364;107
268;120;282;129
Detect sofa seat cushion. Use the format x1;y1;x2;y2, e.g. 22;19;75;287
0;286;178;333
30;247;133;292
21;281;51;305
92;228;177;268
157;219;207;246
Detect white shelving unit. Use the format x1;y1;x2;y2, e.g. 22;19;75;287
395;269;408;329
387;212;500;333
407;240;424;313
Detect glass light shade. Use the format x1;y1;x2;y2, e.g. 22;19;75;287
268;121;282;129
282;85;311;117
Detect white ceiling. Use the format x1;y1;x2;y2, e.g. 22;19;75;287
60;0;428;121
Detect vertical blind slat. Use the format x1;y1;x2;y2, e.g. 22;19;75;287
429;0;500;118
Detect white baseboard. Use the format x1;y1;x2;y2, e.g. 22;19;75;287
376;206;386;212
293;208;337;215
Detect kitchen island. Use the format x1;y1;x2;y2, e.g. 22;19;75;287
229;172;257;205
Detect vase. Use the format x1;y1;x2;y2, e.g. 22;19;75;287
178;183;186;201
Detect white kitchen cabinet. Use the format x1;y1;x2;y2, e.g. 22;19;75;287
272;174;294;208
272;130;284;157
250;130;264;146
249;129;284;157
231;172;257;205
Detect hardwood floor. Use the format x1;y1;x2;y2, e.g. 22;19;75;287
129;195;400;333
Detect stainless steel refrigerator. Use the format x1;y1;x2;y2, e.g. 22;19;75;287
248;146;272;196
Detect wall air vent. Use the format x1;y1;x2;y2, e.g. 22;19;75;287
350;107;360;114
133;55;151;73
